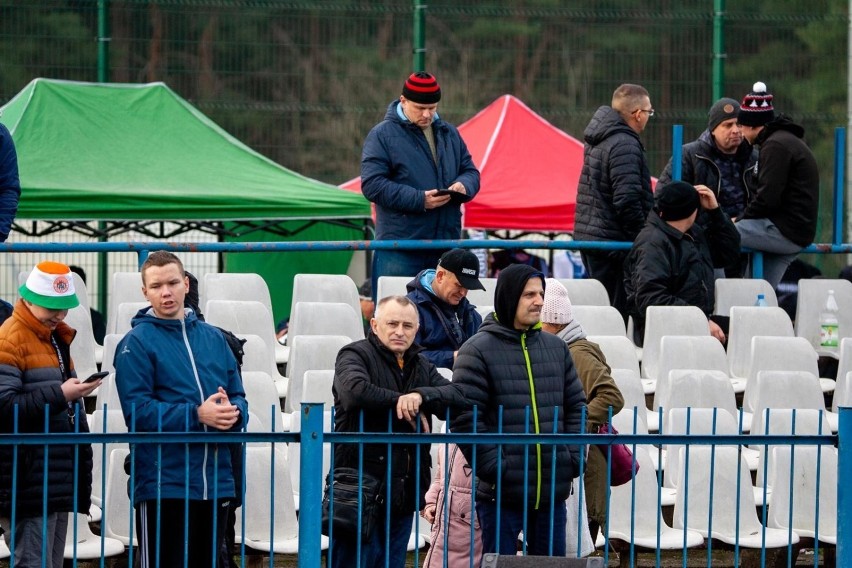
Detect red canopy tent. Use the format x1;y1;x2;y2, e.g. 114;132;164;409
340;94;584;232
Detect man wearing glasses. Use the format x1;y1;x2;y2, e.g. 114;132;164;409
575;84;655;321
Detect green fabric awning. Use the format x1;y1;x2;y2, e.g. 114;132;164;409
0;78;370;222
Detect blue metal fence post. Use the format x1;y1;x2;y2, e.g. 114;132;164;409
833;127;846;246
299;403;325;567
672;125;683;182
838;407;851;564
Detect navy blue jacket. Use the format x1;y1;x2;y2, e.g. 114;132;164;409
361;101;480;240
114;308;247;505
0;123;20;242
406;270;482;369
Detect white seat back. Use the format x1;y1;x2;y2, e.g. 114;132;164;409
285;335;351;413
714;278;777;316
727;306;793;379
653;336;729;415
106;272;144;336
641;306;709;381
376;276;410;300
114;302;149;336
290;274;360;320
832;337;852;411
588;335;640;378
288;301;364;343
745;338;820;412
241;371;285;433
572;305;626;336
64;305;99;385
202;272;273;316
558;278;610;306
795;278;852;355
672;445;797;548
766;445;837;543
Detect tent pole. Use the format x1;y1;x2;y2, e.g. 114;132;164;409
97;0;110;315
413;0;426;71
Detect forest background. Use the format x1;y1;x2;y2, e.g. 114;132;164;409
0;0;847;274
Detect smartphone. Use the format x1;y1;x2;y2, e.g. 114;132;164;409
81;370;109;384
433;189;454;196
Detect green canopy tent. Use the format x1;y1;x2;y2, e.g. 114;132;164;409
0;78;371;321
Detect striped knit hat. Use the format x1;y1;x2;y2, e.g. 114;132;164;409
402;72;441;104
20;261;79;310
738;81;775;127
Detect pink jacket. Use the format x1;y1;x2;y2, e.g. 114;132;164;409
422;444;482;568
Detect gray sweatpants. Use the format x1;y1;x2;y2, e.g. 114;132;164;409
736;218;802;289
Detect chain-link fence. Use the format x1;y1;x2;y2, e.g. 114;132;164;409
0;0;847;295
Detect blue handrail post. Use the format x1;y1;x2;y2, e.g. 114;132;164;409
299;403;325;568
833;127;846;246
750;251;764;280
672;125;684;182
839;407;852;565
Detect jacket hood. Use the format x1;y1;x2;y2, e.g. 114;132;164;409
493;264;544;330
757;114;805;143
584;105;639;147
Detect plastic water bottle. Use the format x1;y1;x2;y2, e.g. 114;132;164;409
819;289;840;349
754;293;768;307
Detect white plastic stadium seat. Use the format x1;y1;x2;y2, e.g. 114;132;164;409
284;335;350;413
376;275;410;300
289;274;361;321
795;278;852;358
714;278;777;316
106;272;144;336
288;301;364;343
205;300;287;364
202;272;274;317
653;336;730;419
572;305;626;337
726;306;793;386
641;306;709;382
559;278;610;306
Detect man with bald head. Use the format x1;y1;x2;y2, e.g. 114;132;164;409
575;84;655;319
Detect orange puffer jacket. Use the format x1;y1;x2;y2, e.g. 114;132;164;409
0;299;93;518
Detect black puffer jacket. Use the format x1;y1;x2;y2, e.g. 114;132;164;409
332;332;467;515
450;266;586;510
657;130;757;219
575;106;654;242
624;207;741;341
742;115;819;247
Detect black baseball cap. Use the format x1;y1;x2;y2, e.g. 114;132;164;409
438;248;485;291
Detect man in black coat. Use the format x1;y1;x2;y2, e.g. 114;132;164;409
450;265;587;557
330;295;466;568
624;181;741;346
734;82;820;289
575;84;655;319
658;97;758;221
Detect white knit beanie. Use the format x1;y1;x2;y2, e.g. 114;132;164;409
541;278;572;325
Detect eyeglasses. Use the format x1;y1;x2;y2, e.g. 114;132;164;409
637;108;655;117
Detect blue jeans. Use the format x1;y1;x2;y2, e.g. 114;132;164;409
329;511;413;568
0;512;67;568
371;250;443;301
476;500;567;557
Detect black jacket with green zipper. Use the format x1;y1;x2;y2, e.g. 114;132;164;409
450;265;587;510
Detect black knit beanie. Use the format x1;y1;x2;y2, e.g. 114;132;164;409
655;181;700;222
494;264;545;329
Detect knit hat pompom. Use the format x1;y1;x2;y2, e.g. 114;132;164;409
737;81;775;127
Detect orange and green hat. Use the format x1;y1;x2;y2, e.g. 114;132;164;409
19;261;80;310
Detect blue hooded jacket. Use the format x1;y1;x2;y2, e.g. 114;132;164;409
114;307;247;505
361;100;480;240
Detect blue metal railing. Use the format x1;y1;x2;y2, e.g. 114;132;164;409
0;404;842;567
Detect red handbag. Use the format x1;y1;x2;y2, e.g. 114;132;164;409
595;423;640;486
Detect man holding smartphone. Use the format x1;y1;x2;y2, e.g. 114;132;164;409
0;261;100;568
361;72;481;298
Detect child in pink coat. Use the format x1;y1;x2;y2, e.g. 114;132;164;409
421;443;482;568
